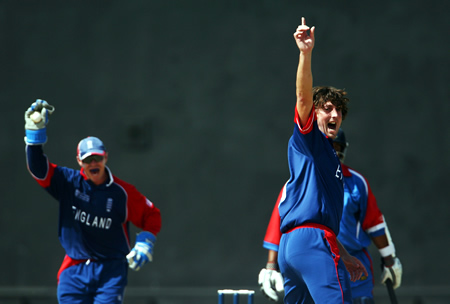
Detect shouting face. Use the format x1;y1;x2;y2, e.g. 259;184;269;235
77;153;108;185
315;101;342;139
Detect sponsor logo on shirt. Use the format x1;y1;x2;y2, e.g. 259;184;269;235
75;189;90;202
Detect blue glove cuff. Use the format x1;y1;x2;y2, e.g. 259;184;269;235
25;128;47;144
136;231;156;245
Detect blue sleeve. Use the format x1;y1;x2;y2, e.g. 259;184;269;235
26;144;49;179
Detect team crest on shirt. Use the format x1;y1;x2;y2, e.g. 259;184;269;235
106;198;113;212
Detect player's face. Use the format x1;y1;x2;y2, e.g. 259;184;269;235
333;142;345;162
77;153;108;185
315;101;342;139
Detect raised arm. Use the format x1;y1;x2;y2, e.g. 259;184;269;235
294;17;315;126
25;99;56;181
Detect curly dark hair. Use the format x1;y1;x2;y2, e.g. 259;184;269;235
312;86;349;120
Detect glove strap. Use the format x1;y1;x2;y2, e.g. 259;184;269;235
136;231;156;245
25;128;47;145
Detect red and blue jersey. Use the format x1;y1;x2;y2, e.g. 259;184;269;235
264;164;385;253
339;164;385;253
26;144;161;261
278;108;344;235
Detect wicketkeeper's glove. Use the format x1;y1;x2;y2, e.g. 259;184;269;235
381;256;402;289
24;99;55;145
258;266;284;302
127;231;156;271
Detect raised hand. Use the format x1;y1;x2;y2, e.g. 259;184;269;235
293;17;315;53
24;99;55;144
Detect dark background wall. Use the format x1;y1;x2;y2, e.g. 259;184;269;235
1;0;449;297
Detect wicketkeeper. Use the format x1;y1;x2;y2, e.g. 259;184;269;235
25;99;162;304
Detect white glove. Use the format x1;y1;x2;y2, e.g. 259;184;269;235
258;268;284;302
24;99;55;144
381;257;402;289
126;231;155;271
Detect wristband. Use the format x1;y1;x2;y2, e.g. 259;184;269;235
25;128;47;145
379;244;395;258
266;262;278;270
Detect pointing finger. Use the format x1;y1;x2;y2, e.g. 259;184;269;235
310;26;315;39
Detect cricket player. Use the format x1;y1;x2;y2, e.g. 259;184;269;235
259;129;403;303
273;17;367;303
24;99;162;304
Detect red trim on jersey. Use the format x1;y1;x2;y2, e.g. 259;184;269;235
57;255;94;284
34;162;57;188
343;164;384;231
361;181;384;231
294;106;316;134
263;190;283;247
287;223;344;302
286;223;340;260
335;263;346;304
80;168;89;180
362;248;375;292
114;176;162;237
341;163;352;177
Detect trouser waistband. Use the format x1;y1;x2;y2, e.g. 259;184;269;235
285;223;336;237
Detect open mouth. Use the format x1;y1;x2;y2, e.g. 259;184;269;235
328;122;337;130
90;168;100;174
